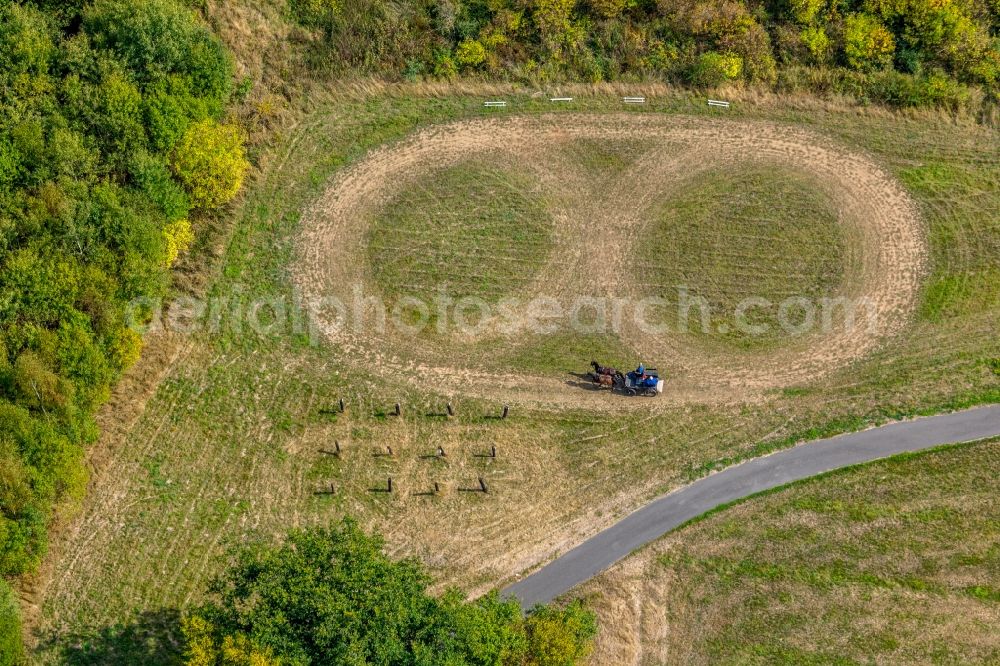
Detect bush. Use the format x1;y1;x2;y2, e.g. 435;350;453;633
524;600;597;666
801;25;830;64
433;49;458;78
289;0;340;28
131;152;191;221
786;0;823;24
162;218;194;267
170;120;248;210
843;13;895;71
455;38;487;68
0;4;55;80
689;51;743;86
0;579;24;666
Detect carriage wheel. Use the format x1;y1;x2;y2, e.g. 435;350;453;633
626;388;637;397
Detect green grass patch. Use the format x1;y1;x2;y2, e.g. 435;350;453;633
636;165;847;350
502;332;638;375
557;138;648;177
366;160;553;307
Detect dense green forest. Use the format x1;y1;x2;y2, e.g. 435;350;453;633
291;0;1000;109
0;0;246;596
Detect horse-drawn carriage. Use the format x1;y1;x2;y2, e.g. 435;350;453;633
589;361;663;396
622;368;663;396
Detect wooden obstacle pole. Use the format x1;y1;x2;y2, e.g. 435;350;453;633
501;405;509;419
339;397;345;412
387;477;393;493
437;446;446;458
434;481;440;494
395;403;401;417
490;445;496;458
478;477;488;493
313;482;335;496
446;403;454;417
319;440;341;457
386;445;393;456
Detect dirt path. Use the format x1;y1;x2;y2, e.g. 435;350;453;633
294;114;927;408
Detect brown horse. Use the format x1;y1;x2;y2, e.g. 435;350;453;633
589;362;624;389
590;360;619;377
592;373;615;388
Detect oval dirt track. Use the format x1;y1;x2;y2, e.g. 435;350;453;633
294;114;927;407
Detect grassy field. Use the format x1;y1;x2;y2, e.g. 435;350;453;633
581;439;1000;664
26;89;1000;663
637;165;848;349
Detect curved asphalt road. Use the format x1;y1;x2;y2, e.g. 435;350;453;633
501;404;1000;609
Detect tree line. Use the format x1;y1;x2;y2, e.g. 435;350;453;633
292;0;999;109
0;0;248;657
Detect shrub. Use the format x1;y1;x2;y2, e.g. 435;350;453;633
786;0;824;25
131;152;191;221
162;218;194;267
289;0;340;28
0;579;24;666
0;4;55;79
433;49;459;78
689;51;744;85
590;0;630;19
89;71;145;157
455;38;487;68
524;600;597;666
801;25;830;64
181;615;278;666
170;120;248;210
843;13;895;71
533;0;577;52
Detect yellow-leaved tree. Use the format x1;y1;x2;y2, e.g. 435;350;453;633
182;615;280;666
163;218;195;267
170;120;249;210
843;13;895;70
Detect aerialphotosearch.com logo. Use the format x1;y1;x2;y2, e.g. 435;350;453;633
126;285;879;342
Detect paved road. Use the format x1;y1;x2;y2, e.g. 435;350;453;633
502;404;1000;609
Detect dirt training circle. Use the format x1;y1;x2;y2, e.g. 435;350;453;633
295;113;927;406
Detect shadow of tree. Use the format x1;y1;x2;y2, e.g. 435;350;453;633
37;608;183;665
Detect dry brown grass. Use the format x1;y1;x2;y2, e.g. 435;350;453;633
581;440;1000;665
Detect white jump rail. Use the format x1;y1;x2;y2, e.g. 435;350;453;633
707;99;731;109
549;97;574;102
483;100;508;108
623;96;646;104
